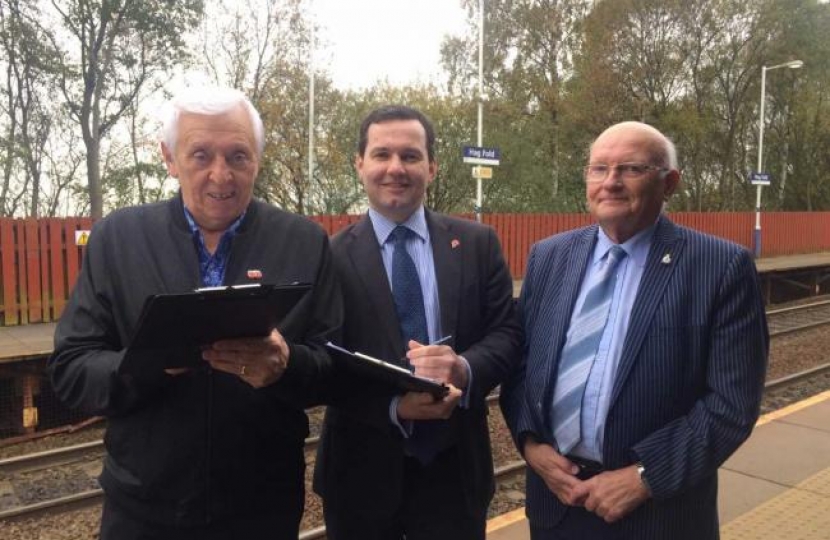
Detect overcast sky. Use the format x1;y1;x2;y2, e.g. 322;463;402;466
312;0;469;90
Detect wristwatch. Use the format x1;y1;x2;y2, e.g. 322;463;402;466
636;462;652;494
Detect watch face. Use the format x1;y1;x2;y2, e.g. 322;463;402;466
636;463;651;492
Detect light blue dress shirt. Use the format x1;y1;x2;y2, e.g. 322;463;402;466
569;224;655;462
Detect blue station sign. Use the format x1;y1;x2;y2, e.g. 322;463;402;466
462;146;501;166
750;172;771;186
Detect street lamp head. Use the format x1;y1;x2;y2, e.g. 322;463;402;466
765;59;805;72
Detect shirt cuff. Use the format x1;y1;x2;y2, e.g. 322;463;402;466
458;355;472;409
389;395;413;438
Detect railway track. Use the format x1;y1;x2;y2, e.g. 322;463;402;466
2;298;830;532
767;299;830;336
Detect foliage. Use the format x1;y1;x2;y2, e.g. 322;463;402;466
0;0;828;217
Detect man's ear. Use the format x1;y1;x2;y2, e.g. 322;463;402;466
160;142;178;178
663;169;681;200
427;160;438;186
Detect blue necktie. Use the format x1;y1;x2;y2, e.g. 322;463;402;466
551;245;627;455
390;226;429;345
390;226;441;464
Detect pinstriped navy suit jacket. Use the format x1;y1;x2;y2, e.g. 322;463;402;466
501;216;768;540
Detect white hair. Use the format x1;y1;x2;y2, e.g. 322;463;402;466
160;87;265;156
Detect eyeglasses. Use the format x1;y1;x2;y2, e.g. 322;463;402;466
583;163;668;183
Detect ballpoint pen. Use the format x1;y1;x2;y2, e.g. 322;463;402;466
430;335;453;346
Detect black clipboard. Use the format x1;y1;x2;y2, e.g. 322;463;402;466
325;342;450;399
125;282;310;361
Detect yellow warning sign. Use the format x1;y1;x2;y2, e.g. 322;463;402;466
75;230;91;246
472;166;493;179
23;406;39;428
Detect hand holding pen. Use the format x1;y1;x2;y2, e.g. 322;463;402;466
405;335;468;389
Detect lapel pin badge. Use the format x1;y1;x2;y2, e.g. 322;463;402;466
451;239;461;249
247;269;263;280
661;253;672;265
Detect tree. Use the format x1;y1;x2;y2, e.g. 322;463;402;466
0;0;60;216
441;0;592;212
47;0;203;218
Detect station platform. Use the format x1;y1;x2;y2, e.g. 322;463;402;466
0;322;55;364
486;390;830;540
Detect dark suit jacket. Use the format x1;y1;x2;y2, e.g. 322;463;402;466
314;210;522;523
500;216;768;540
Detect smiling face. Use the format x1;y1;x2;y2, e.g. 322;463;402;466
586;123;680;243
161;105;259;243
356;119;437;224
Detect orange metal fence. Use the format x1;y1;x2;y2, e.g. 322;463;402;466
1;212;829;326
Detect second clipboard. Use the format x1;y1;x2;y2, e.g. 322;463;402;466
325;342;450;399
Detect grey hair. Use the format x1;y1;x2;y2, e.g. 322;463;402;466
160;87;265;156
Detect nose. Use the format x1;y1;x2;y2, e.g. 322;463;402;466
387;155;406;175
209;156;233;183
602;165;623;187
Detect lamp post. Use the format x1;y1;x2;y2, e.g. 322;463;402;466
754;59;803;258
308;14;315;197
475;0;485;223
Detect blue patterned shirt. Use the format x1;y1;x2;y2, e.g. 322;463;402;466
183;208;245;287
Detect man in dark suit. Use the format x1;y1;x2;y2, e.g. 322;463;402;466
314;105;522;540
500;121;769;539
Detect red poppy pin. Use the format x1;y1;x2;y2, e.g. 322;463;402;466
451;239;461;249
247;269;263;280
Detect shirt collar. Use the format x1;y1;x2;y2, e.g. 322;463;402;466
182;207;246;238
595;223;656;268
368;206;429;246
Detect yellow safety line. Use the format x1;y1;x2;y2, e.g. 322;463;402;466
756;389;830;426
487;507;527;533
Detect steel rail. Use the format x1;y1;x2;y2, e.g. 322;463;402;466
764;362;830;392
767;299;830;337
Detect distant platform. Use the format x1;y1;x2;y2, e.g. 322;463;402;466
512;251;830;298
0;323;55;364
755;251;830;273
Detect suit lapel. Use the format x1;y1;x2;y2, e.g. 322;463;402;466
348;216;406;358
427;212;461;340
610;216;685;405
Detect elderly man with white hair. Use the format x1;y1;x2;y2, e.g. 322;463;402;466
49;87;342;540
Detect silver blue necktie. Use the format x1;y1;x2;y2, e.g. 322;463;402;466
551;245;627;454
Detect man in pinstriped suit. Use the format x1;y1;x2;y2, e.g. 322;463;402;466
500;122;769;539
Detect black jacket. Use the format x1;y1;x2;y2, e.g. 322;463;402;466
49;196;342;527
